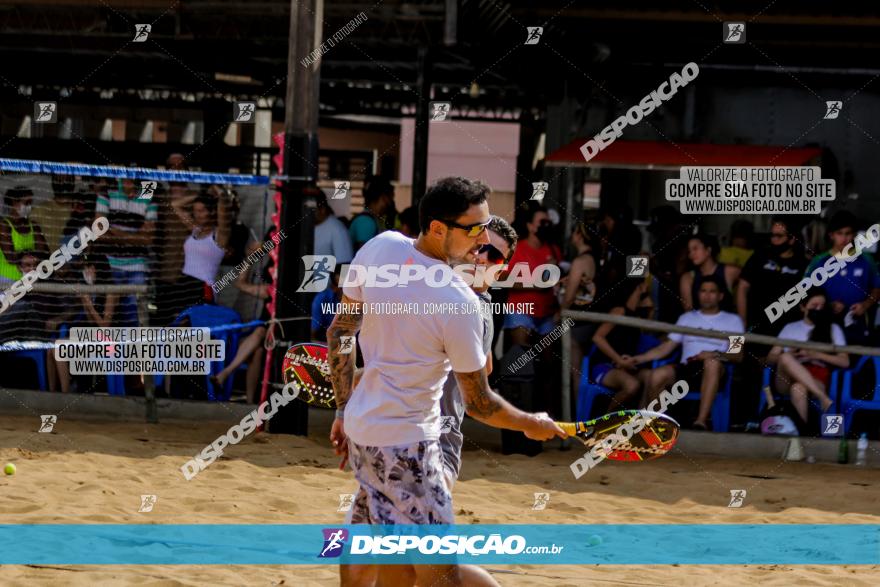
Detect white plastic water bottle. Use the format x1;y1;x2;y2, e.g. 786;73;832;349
855;433;868;466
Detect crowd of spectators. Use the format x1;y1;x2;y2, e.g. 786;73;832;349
526;204;879;434
2;166;877;433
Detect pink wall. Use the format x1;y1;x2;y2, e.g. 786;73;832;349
398;118;520;192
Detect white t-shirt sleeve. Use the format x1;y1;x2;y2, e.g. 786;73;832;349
444;311;487;374
729;314;745;333
668;313;690;343
342;248;366;301
778;322;799;342
831;324;847;346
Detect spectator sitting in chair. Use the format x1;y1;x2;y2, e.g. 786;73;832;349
0;251;45;343
805;210;880;345
210;230;276;404
46;253;118;393
766;288;848;424
590;280;657;411
632;276;744;430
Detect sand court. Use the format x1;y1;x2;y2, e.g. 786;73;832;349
2;412;878;586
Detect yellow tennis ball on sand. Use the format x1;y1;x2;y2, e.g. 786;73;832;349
4;463;15;475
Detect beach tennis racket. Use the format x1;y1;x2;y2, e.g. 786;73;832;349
282;342;336;409
556;409;680;461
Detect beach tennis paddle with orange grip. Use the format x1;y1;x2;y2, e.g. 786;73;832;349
282;342;336;409
556;409;680;461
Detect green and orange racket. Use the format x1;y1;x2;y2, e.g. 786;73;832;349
557;410;680;461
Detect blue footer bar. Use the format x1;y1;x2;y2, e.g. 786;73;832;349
0;525;877;565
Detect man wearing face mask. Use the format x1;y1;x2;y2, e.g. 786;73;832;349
0;186;50;287
737;217;808;337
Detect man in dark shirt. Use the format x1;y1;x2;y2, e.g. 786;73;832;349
737;217;808;337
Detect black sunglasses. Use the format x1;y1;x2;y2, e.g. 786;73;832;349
478;243;506;264
435;218;491;237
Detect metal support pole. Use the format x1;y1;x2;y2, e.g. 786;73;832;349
560;325;572;448
137;295;158;424
411;47;431;206
269;0;323;435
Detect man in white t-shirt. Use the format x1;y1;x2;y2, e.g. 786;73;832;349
326;177;565;587
314;193;353;263
633;276;744;430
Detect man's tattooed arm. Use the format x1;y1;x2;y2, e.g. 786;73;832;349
327;293;364;410
454;368;531;430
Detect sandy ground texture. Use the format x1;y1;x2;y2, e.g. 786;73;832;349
1;414;878;586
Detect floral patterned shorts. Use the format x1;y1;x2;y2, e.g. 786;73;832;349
345;439;453;525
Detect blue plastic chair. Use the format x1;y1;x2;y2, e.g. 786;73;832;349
576;334;660;422
7;347;48;391
155;304;245;401
838;356;878;433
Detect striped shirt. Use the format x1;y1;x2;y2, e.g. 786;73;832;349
95;190;157;273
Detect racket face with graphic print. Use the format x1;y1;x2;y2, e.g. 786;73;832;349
556;410;680;461
282;343;335;409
